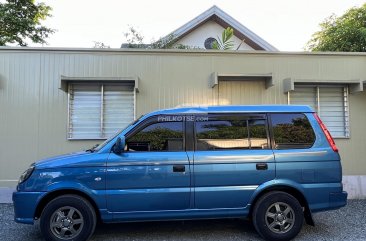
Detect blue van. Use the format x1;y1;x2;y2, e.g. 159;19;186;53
13;105;347;241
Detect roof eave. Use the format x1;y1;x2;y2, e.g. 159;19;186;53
166;5;278;51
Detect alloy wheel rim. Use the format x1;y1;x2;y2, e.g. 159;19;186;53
265;202;295;234
50;206;84;240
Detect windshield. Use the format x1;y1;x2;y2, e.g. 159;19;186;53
93;116;143;152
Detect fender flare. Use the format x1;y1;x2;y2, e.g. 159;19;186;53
34;181;105;220
249;179;315;226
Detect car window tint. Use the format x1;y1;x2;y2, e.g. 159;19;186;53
249;119;268;149
127;121;183;152
271;113;315;149
195;116;268;151
196;120;249;150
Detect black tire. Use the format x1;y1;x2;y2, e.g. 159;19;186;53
40;195;96;241
252;191;304;241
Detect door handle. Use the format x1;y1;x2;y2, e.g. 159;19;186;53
173;165;185;173
256;163;268;170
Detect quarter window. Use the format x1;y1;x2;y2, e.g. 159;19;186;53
127;121;184;152
271;113;315;149
195;116;268;151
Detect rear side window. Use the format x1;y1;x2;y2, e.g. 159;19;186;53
195;115;269;151
271;113;315;149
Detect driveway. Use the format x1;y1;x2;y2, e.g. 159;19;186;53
1;200;365;241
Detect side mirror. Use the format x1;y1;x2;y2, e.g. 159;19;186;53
112;137;125;155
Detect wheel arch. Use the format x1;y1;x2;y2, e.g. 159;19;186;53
34;189;101;222
249;184;314;226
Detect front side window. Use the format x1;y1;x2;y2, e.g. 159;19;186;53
195;115;268;151
271;113;315;149
127;120;184;152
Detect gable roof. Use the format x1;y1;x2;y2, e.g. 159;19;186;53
169;5;277;51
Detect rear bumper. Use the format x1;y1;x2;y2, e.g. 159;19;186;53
12;191;45;224
303;183;348;213
329;191;348;209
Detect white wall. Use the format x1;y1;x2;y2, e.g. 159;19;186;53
175;21;254;50
343;176;366;199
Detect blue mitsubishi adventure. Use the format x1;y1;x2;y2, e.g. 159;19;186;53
13;105;347;241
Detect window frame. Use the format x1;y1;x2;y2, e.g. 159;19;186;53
124;115;186;153
67;82;136;140
288;84;350;138
269;112;316;150
193;113;271;152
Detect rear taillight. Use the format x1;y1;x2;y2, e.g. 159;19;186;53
313;113;338;152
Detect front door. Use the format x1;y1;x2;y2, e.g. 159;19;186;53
193;113;275;209
106;116;191;213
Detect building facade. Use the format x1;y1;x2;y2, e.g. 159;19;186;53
169;6;277;51
122;6;277;51
0;47;365;198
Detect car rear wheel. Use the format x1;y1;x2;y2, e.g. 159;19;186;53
252;191;304;241
40;195;96;241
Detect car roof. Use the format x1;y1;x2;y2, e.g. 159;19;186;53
145;105;314;117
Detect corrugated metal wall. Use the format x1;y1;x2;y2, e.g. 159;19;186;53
218;81;274;105
0;48;366;186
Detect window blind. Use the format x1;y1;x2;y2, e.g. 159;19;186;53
68;83;134;139
290;85;349;138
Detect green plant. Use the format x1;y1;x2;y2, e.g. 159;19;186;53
212;27;235;50
306;3;366;52
123;26;146;48
0;0;54;46
93;41;110;48
123;26;193;49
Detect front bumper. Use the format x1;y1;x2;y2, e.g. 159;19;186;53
12;191;45;224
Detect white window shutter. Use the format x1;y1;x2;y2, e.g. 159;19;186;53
68;83;135;139
290;85;349;138
103;85;135;138
319;87;348;138
290;86;317;111
69;84;101;139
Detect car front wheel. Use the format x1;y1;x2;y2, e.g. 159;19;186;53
40;195;96;241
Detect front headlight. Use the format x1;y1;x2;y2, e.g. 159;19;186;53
18;163;35;184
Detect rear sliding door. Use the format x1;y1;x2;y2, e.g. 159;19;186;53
193;113;275;209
